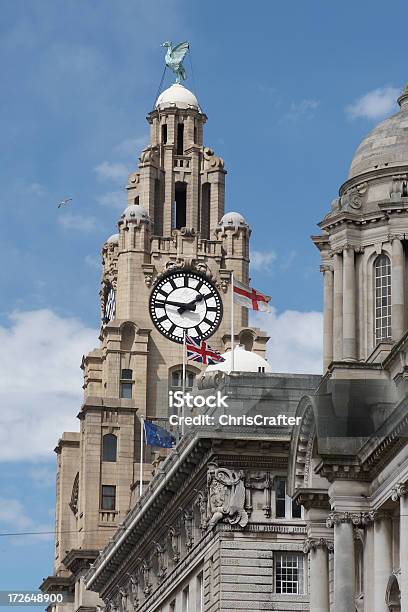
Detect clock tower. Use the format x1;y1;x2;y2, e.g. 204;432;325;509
43;80;268;609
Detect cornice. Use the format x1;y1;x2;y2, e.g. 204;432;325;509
339;164;408;196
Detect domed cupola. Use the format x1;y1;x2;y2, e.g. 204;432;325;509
155;83;200;111
205;345;272;375
119;204;151;227
218;212;250;231
348;84;408;180
315;83;408;370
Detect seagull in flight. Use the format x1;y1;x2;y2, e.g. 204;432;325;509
57;198;72;209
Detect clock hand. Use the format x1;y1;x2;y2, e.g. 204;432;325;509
178;294;204;313
155;299;193;309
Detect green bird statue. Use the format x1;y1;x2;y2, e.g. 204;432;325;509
162;41;189;84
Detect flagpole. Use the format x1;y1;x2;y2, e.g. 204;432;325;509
139;416;144;498
231;271;235;372
182;329;186;436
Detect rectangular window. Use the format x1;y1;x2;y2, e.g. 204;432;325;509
275;553;304;594
162;124;168;144
196;573;203;612
177;123;184;155
101;485;116;510
275;478;286;518
182;586;189;612
120;369;133;398
275;478;302;519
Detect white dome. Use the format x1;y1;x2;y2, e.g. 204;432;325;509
119;204;150;224
206;345;272;375
106;233;119;244
155;84;199;110
219;212;248;230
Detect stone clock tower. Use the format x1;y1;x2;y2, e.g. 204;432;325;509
41;82;268;609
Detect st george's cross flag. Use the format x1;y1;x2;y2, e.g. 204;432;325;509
186;336;225;365
233;279;271;312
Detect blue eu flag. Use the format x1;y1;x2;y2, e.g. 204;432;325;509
144;420;175;448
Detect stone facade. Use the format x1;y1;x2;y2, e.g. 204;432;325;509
41;72;408;612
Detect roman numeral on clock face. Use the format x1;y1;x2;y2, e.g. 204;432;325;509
149;271;223;344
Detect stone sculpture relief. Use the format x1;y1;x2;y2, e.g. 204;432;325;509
207;463;248;528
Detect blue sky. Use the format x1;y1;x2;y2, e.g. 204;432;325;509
1;0;408;600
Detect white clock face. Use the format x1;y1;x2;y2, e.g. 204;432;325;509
149;271;223;343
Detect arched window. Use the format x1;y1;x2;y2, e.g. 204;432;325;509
375;254;391;343
102;433;117;462
171;369;195;390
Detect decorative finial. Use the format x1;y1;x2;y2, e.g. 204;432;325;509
162;41;189;84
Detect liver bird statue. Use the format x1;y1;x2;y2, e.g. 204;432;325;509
162;41;189;84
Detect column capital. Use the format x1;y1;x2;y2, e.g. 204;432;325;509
326;511;366;527
391;482;408;501
303;537;334;553
320;264;333;273
360;510;391;525
389;233;405;243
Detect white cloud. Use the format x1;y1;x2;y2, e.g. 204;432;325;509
346;86;400;120
0;309;97;461
58;213;98;232
114;136;148;156
85;254;100;270
0;497;53;544
28;465;55;488
284;99;320;121
252;307;323;374
94;161;129;183
250;250;277;272
96;190;126;209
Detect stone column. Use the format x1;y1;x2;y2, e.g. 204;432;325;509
373;512;393;612
304;538;331;612
391;238;405;342
392;483;408;609
326;512;356;612
322;264;334;370
333;253;343;361
342;247;356;360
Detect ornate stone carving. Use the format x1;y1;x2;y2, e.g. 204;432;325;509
326;511;365;527
245;471;272;518
153;542;167;581
127;573;139;609
390;174;408;200
139;145;159;166
203;147;224;170
168;526;180;563
128;172;140;185
303;537;334;553
193;490;208;532
391;482;408;501
207;463;248;528
141;560;152;596
118;587;127;612
183;510;194;550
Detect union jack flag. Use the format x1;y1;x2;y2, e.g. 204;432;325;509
186;336;225;365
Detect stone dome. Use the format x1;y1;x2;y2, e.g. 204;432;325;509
206;345;272;375
218;212;249;230
155;83;199;111
119;204;150;224
106;233;119;244
348;85;408;179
